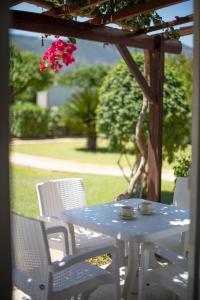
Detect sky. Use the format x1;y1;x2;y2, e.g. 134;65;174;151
11;1;193;48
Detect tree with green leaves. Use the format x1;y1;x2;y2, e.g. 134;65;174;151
61;88;99;150
59;64;109;89
167;54;192;105
10;45;54;103
97;53;191;197
59;64;109;150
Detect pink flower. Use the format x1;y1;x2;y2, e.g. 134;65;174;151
40;37;77;72
40;61;47;72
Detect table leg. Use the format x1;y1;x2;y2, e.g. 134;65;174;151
138;243;150;300
122;242;139;300
116;239;126;267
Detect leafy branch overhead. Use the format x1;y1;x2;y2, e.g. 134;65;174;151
42;0;178;38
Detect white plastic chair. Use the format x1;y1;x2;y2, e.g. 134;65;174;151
11;212;121;300
158;177;190;255
36;178;116;255
138;243;188;300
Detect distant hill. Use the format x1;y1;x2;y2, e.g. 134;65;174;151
10;33;192;67
10;33;121;67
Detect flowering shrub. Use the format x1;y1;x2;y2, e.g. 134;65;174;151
40;36;77;72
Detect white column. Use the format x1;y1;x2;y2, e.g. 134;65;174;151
188;0;200;298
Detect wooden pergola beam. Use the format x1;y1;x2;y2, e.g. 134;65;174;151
23;0;108;16
11;10;182;54
21;0;53;9
143;14;193;34
177;25;193;36
72;0;109;12
116;44;155;103
10;0;24;7
89;0;188;25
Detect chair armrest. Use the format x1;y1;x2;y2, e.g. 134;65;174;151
155;245;188;269
38;215;76;255
46;225;68;238
37;215;60;223
49;246;119;273
46;225;69;255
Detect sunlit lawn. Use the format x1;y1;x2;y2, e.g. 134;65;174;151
11;165;174;218
11;138;177;170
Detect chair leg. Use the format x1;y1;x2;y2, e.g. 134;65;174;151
112;247;121;300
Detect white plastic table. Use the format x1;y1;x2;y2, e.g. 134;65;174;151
62;198;190;299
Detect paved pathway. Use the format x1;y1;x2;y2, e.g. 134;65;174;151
10;152;175;181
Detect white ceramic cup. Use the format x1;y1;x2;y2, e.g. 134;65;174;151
120;205;134;217
138;202;153;214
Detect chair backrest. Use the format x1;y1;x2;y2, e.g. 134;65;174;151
36;178;86;217
11;213;51;300
173;177;190;209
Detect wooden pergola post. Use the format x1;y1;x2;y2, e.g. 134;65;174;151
147;36;165;201
0;2;12;298
117;38;164;201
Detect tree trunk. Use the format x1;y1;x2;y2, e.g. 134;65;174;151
117;51;150;200
87;134;97;151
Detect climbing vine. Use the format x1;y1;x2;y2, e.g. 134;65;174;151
43;0;179;38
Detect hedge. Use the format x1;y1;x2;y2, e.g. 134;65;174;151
11;102;48;138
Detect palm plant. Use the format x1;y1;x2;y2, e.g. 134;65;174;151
64;88;99;150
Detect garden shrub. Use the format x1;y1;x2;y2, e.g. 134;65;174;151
97;54;191;163
11;102;48;138
48;109;67;137
173;153;191;179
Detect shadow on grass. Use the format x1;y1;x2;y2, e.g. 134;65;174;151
75;147;121;154
161;191;173;205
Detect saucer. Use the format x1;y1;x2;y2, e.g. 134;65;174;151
118;213;136;220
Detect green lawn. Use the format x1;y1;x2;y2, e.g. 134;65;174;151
11;138;174;170
11;138;129;166
11;165;174;217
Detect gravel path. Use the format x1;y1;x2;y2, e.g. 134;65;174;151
10;152;175;181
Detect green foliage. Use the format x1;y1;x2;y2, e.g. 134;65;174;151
162;61;191;162
99;1;163;31
48;109;67;137
11;102;49;138
10;45;54;103
61;88;99;138
167;54;192;104
97;53;191;163
59;64;109;89
59;65;108;149
97;54;144;151
45;0;179;38
173;153;191;178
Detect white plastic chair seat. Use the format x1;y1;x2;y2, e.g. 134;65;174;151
145;264;188;299
44;221;115;253
75;229;115;252
157;234;183;254
53;261;113;293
